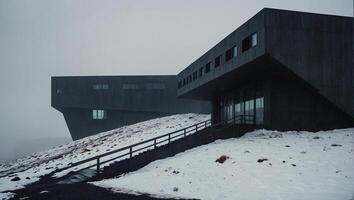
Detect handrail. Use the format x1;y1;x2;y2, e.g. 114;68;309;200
49;119;213;177
34;114;256;179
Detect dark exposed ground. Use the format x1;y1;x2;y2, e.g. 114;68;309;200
11;182;191;200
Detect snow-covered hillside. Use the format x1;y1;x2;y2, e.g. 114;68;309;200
93;129;354;200
0;113;210;194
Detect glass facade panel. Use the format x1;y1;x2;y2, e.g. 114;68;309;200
218;86;264;126
227;99;233;122
255;97;264;124
251;33;257;47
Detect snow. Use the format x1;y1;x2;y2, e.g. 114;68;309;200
0;113;210;192
0;192;14;200
92;129;354;200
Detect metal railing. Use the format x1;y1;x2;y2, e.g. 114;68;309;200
50;119;213;177
0;115;256;180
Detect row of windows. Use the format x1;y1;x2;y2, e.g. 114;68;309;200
92;109;106;120
57;82;166;94
93;84;109;90
178;32;257;89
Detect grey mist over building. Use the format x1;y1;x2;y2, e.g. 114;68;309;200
0;0;352;161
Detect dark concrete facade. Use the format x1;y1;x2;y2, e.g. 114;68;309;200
177;8;354;131
52;76;210;140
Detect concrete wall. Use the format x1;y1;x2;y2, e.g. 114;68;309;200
177;9;266;99
268;65;354;131
52;75;210;114
265;9;354;117
63;108;170;140
52;75;211;140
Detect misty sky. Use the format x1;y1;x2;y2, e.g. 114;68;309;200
0;0;352;143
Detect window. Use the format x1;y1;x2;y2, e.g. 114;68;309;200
214;56;221;68
56;89;63;94
242;32;257;52
225;48;233;61
255;97;264;125
92;110;106;120
226;46;238;62
192;71;198;81
93;84;109;90
199;67;203;77
205;62;211;73
122;83;139;90
233;46;238;57
251;33;257;46
146;83;165;90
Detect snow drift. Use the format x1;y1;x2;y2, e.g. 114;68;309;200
93;128;354;200
0;113;210;193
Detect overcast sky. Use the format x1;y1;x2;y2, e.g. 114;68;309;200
0;0;352;143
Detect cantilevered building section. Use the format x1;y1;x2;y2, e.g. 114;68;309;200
177;8;354;131
52;75;210;140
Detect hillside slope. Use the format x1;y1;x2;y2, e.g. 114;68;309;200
93;129;354;200
0;113;210;194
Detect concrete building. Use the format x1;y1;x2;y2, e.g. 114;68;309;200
177;8;354;131
52;75;210;140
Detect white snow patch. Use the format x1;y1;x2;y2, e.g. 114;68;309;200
0;192;14;200
0;113;210;192
92;129;354;200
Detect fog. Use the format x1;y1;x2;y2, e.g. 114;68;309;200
0;0;352;161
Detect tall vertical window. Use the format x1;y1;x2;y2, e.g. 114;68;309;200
92;110;106;120
233;46;238;57
251;33;257;47
227;98;233;122
255;97;264;124
199;67;203;77
214;56;221;68
205;62;211;73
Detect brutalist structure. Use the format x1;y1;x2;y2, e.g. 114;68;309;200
52;75;210;140
177;8;354;131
